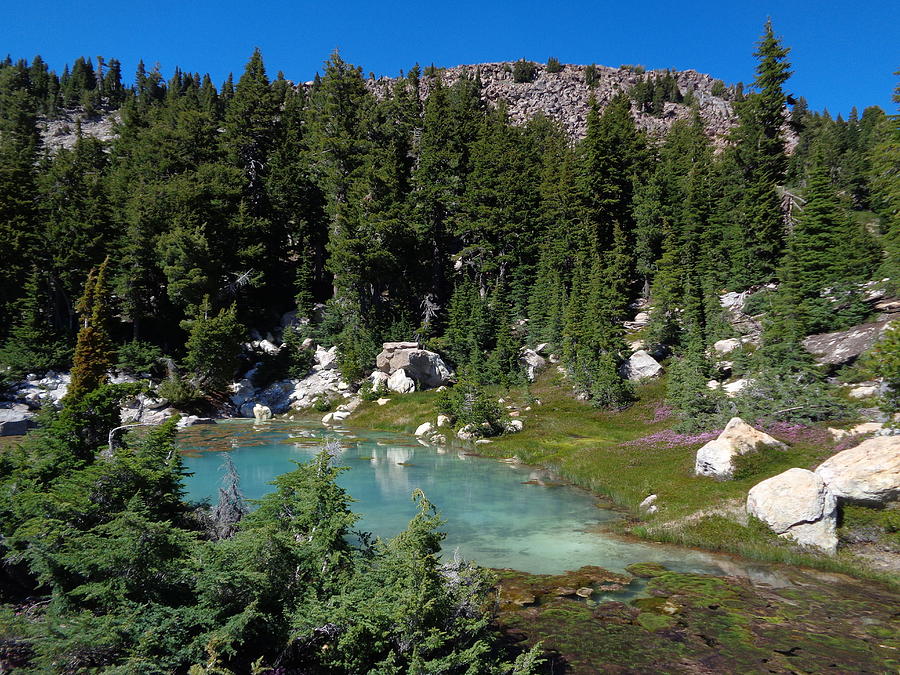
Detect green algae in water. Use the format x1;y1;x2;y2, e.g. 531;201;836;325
179;419;745;575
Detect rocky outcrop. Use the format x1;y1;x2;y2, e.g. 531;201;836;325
38;107;121;153
746;468;838;553
695;417;786;479
619;350;663;381
367;62;740;146
815;436;900;504
230;345;346;416
802;319;893;366
7;371;70;408
375;342;452;390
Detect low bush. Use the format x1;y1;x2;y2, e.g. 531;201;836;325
435;380;505;437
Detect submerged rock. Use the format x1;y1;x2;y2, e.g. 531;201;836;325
747;468;837;553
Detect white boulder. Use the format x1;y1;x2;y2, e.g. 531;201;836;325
747;468;838;554
314;345;338;371
638;494;658;514
695;417;786;479
415;422;435;437
619;350;663;381
506;419;524;433
827;422;883;441
437;414;451;428
713;338;741;355
253;404;272;422
376;398;391;406
387;368;416;394
722;378;750;397
370;370;389;392
848;384;880;399
815;436;900;504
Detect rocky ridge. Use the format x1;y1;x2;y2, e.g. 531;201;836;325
366;62;739;144
40;62;743;153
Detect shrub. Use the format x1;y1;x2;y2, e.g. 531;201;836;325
711;79;727;97
584;63;599;87
183;303;245;390
250;328;315;388
358;380;383;402
313;395;332;413
116;340;164;377
512;59;537;83
157;376;204;410
546;57;562;73
435;380;505;437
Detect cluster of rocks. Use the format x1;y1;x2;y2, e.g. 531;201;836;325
230;345;349;417
746;435;899;553
692;416;899;554
369;342;452;394
0;372;71;435
367;62;739;145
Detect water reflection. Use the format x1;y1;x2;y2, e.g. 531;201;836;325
180;420;763;577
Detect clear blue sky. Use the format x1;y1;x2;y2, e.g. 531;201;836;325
4;0;898;116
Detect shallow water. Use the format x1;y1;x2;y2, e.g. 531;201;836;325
181;419;762;576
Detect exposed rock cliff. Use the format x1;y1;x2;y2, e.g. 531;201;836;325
366;62;740;144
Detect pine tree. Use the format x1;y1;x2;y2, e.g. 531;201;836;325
67;258;115;402
728;19;792;286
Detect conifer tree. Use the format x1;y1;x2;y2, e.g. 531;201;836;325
728;19;792;286
67;258;115;402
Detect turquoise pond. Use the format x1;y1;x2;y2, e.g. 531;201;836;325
179;419;769;577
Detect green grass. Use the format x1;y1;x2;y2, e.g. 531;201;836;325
348;370;899;589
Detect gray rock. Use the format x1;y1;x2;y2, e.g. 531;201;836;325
375;343;451;389
747;468;838;554
713;338;741;355
619;350;663;381
0;407;36;436
802;319;893;366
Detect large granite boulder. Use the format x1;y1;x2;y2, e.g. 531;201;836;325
747;468;838;554
695;417;786;479
802;319;893;366
619;350;663;381
815;436;900;504
375;342;451;389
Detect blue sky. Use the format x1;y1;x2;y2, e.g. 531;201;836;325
4;0;898;116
